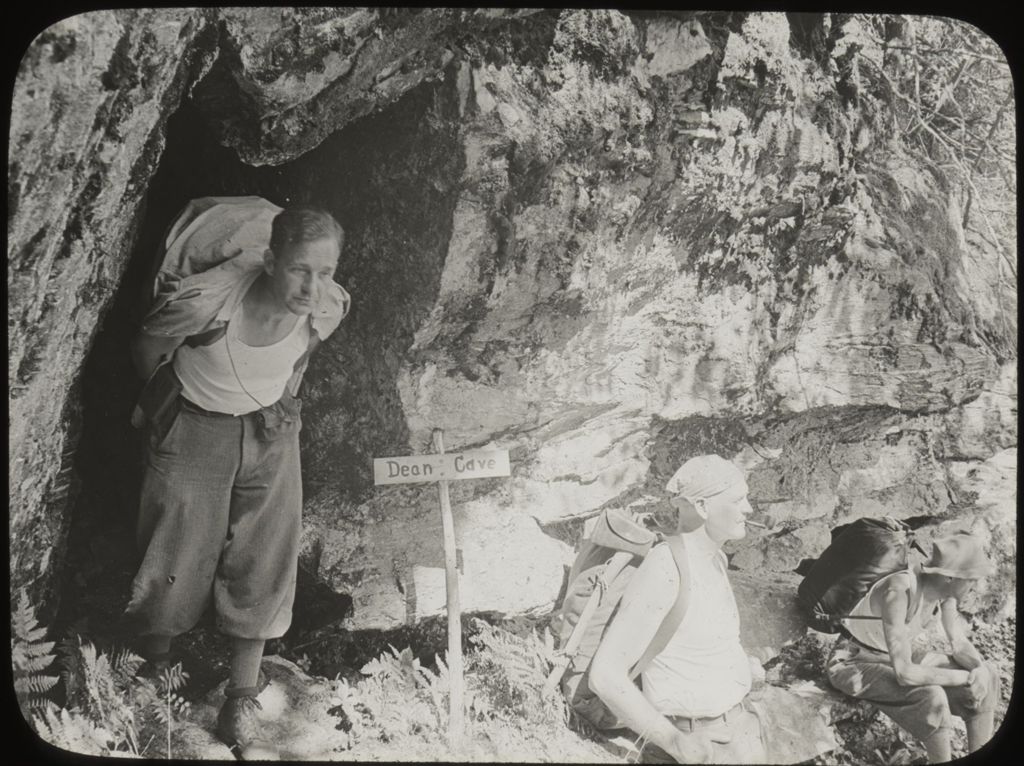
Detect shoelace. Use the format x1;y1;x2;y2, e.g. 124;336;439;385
240;696;263;712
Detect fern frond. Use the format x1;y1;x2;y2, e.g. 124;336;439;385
34;706;108;755
16;674;60;695
158;662;189;693
29;697;60;714
20;636;55;656
110;647;146;676
17;651;57;675
12;590;43;642
22;624;50;645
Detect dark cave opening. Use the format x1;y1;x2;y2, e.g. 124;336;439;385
54;64;467;683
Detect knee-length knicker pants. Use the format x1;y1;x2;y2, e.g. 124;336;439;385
125;402;302;640
827;639;1001;741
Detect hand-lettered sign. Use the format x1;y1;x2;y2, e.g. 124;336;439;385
373;450;510;485
372;433;512;752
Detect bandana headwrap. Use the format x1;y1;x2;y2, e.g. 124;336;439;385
665;454;745;501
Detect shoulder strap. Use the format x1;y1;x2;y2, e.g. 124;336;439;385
542;550;636;695
284;316;320;397
629;535;690;679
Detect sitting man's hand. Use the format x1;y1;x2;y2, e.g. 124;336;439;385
665;729;714;764
965;666;988;707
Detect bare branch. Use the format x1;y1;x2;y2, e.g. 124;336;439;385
856;51;1017;282
970;92;1014;174
905;58;971;139
880;43;1007;65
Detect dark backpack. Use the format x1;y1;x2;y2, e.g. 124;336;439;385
544;509;689;729
797;516;926;633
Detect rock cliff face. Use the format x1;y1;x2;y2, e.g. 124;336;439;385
9;9;219;610
9;10;1015;643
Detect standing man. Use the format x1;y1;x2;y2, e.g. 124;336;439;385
124;200;350;753
825;531;1000;763
588;455;765;763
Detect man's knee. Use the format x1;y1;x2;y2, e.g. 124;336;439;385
910;685;953;735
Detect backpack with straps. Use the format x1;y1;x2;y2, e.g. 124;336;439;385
544;509;690;730
149;195;282;299
131;196;318;435
796;516;927;634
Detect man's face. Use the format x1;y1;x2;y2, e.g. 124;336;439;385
700;481;753;544
267;237;341;316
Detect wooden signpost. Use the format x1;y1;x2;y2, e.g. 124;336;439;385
372;430;511;752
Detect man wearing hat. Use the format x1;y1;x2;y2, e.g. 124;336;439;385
588;454;765;763
826;530;1000;763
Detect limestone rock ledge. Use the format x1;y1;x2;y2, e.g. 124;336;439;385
298;11;1015;630
9;10;1015;634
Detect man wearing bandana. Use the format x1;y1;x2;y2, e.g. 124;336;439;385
588;455;765;763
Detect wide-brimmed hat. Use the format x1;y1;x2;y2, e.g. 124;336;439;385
920;531;993;580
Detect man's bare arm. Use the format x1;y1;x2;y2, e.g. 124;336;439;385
881;582;970;688
588;546;711;763
131;332;184;380
940;597;984;671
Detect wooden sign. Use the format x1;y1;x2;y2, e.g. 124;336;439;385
372;436;513;754
373;450;510;485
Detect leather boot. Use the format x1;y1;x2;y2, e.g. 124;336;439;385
216;687;265;750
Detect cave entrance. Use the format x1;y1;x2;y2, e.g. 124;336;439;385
55;66;466;686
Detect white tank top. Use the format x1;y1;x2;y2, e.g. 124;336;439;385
640;540;752;717
175;309;309;416
842;569;938;653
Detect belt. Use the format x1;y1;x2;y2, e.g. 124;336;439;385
179;396;241;418
669;701;745;732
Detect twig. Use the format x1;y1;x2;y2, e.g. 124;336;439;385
857;48;1017;333
910;17;921;105
879;43;1007;65
905;58;972;139
970;92;1013;175
960;171;1017;280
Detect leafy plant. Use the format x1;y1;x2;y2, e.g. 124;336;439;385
32;706;112;756
12;591;123;755
337;619;583;759
467;618;567;726
145;663;192;759
13;590;191;759
12;590;60;719
358;644;450;741
59;636;145;754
